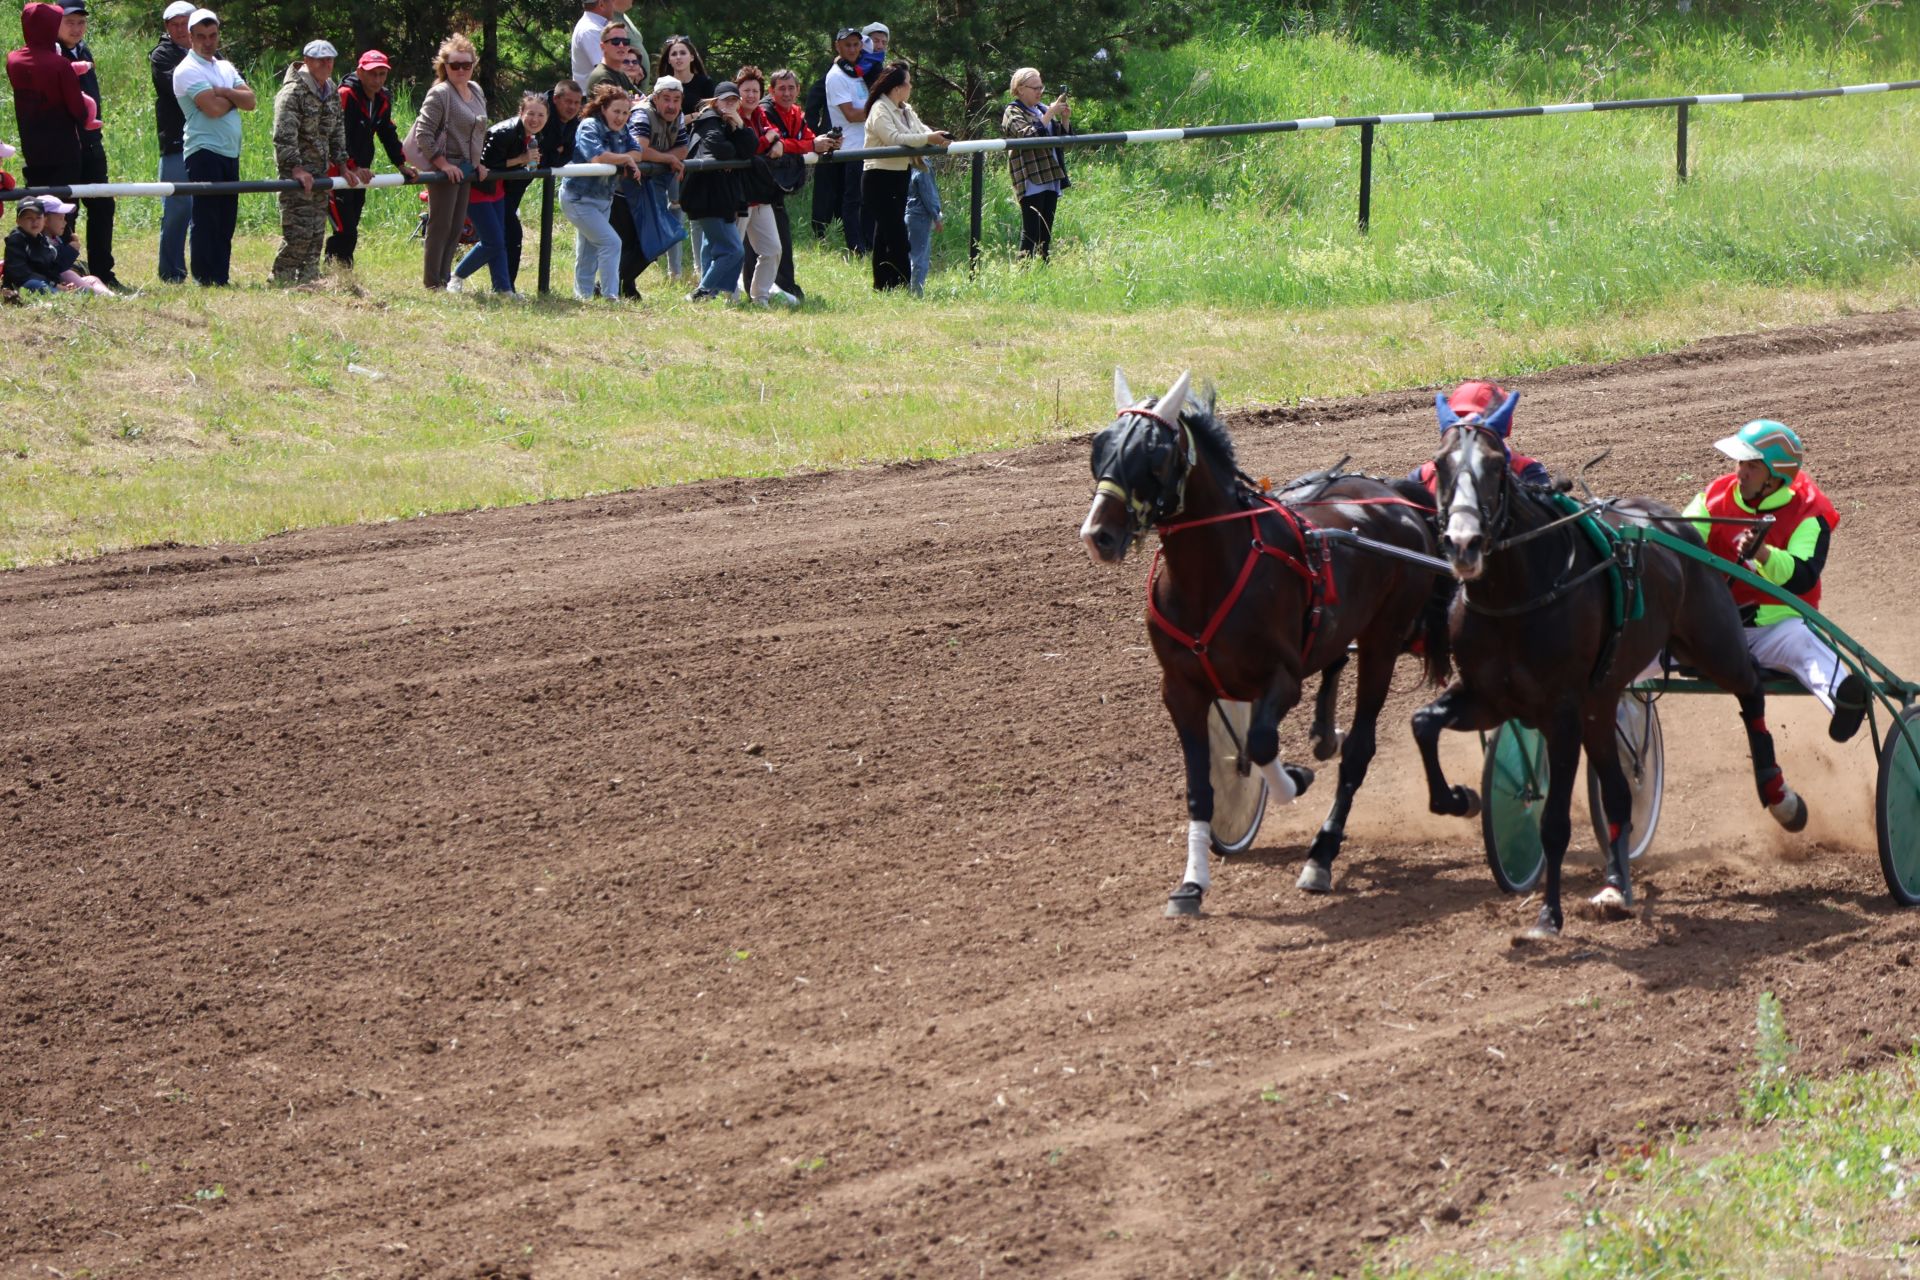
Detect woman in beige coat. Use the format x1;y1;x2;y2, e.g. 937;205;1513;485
409;34;489;290
861;63;949;291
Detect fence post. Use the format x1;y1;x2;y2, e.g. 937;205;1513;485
538;175;556;296
1676;103;1689;182
1358;122;1374;234
969;152;984;273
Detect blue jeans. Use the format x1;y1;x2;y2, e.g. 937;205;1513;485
456;199;513;292
907;210;935;295
697;216;743;297
185;149;239;286
158;152;192;283
563;192;621;299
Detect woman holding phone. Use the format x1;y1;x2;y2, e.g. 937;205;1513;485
1001;67;1071;260
861;62;950;291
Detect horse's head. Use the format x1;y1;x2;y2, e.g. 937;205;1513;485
1081;368;1196;564
1431;385;1519;581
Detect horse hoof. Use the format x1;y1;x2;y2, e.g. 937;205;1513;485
1454;786;1482;819
1769;789;1809;834
1589;886;1632;921
1297;861;1333;894
1310;729;1346;763
1164;883;1205;918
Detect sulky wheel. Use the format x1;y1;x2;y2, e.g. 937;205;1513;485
1875;705;1920;906
1587;690;1665;865
1208;700;1269;856
1481;721;1548;894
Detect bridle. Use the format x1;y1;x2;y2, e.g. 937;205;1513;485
1092;401;1195;541
1438;422;1514;551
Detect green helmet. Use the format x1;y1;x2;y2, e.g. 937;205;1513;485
1713;419;1804;483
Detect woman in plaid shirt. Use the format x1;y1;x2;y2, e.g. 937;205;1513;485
1001;67;1071;259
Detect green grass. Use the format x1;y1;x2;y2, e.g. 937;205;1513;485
1364;996;1920;1279
2;11;1918;566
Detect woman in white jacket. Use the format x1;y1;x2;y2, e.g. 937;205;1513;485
861;63;949;291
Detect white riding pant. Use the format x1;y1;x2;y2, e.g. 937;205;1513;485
1636;617;1844;713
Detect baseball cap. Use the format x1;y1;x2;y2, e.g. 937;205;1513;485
188;8;218;27
40;196;76;213
357;49;390;70
862;21;889;36
835;26;860;40
61;1;89;15
712;80;740;100
1446;380;1509;418
163;0;194;18
651;75;682;94
302;39;337;58
15;197;45;214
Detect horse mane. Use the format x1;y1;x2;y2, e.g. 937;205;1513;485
1171;386;1240;481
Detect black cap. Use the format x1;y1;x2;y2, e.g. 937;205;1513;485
835;26;860;40
62;1;90;13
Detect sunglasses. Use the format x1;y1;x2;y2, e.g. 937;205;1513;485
605;37;629;45
447;59;474;69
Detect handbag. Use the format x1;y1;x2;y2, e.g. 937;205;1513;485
627;174;686;264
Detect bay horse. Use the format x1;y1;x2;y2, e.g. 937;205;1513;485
1080;369;1450;915
1410;389;1807;940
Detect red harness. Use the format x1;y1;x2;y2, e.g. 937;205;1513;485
1146;494;1336;701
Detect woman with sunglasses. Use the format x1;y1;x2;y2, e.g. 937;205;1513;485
1001;67;1071;260
409;34;490;290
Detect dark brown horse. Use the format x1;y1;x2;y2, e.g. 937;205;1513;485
1080;370;1450;915
1411;393;1807;939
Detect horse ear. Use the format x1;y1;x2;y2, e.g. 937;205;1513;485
1113;368;1135;413
1484;390;1519;437
1158;370;1192;421
1435;392;1461;433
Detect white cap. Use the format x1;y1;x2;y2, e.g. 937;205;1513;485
651;75;682;94
862;21;889;36
302;39;337;58
41;196;77;213
162;0;194;19
188;7;218;27
0;139;15;159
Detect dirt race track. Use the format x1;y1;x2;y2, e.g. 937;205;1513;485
8;313;1920;1279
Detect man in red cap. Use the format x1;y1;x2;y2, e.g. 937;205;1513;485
326;47;414;267
1412;380;1550;492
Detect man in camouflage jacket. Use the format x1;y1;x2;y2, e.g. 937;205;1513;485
271;39;363;283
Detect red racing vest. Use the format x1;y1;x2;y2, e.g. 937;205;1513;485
1703;471;1839;611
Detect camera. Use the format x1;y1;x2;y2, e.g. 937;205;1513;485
828;125;843;137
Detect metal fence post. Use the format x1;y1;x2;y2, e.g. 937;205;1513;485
1676;103;1689;182
538;175;556;296
969;152;984;273
1358;122;1374;233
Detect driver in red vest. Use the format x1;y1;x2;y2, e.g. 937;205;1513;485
1691;419;1868;743
1412;380;1551;492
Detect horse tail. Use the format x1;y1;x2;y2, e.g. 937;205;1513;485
1421;573;1455;686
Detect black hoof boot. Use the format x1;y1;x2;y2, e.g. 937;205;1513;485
1438;785;1481;819
1165;882;1205;918
1284;764;1316;797
1830;673;1869;744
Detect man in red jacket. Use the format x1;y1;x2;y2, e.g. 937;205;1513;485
7;3;90;194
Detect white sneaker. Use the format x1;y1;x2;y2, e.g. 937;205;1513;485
446;277;464;294
770;287;801;308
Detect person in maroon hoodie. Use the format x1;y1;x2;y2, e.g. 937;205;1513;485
7;3;90;192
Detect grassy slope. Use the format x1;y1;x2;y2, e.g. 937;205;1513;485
1;11;1917;567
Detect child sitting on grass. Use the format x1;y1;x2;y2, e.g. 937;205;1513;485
40;198;113;295
5;199;63;295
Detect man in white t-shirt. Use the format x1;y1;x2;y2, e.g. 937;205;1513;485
822;26;871;254
570;0;642;86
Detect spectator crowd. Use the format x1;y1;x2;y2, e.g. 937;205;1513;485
4;1;1077;302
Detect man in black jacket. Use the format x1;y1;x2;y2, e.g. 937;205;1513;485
325;48;415;268
55;1;124;290
151;1;193;281
505;78;582;288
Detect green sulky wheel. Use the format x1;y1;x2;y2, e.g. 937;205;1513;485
1875;705;1920;906
1208;700;1269;856
1482;721;1548;894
